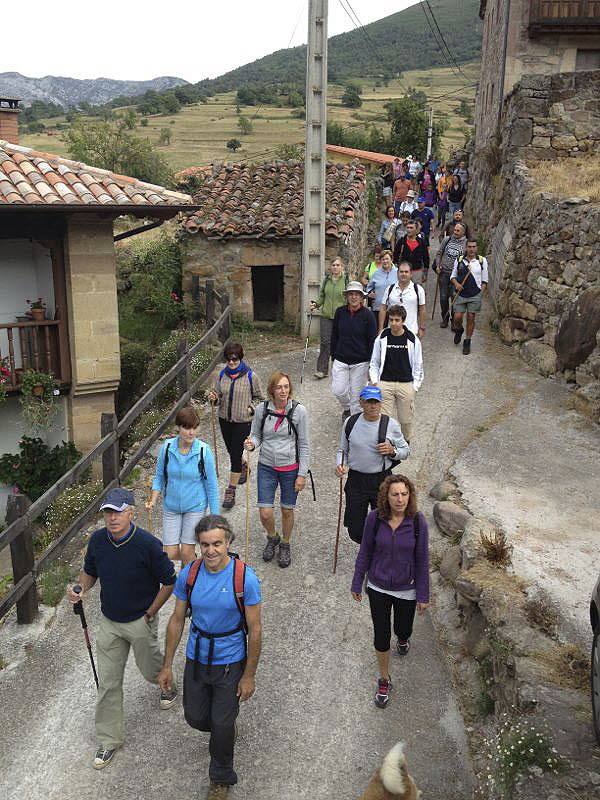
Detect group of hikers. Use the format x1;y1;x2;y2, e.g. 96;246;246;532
65;157;485;799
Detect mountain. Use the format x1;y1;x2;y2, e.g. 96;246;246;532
194;0;481;94
0;73;188;108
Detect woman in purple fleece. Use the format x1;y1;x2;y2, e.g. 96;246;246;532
351;474;430;709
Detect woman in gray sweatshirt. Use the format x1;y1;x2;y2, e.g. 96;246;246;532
244;371;310;569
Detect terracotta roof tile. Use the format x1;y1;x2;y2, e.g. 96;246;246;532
0;140;195;210
326;145;398;165
180;160;367;240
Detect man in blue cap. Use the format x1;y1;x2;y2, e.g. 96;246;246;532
336;386;409;543
411;196;435;247
66;487;177;770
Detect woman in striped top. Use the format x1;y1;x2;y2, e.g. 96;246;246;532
208;342;263;510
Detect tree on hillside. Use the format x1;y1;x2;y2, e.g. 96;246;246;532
386;96;444;159
64;118;173;186
341;84;362;109
158;127;172;146
226;138;242;152
275;143;304;160
122;108;137;130
237;116;253;136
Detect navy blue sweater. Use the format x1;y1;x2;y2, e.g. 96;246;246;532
84;525;176;623
330;305;377;365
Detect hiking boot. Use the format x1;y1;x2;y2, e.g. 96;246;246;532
313;371;326;379
374;677;393;709
222;485;236;510
453;327;464;345
463;338;471;355
93;747;116;769
238;463;248;485
159;685;178;709
262;535;280;562
207;783;229;800
396;639;411;656
440;317;449;328
278;541;291;568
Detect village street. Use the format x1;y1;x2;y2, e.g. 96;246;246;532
1;281;599;799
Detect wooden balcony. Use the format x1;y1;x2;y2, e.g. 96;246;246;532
0;320;70;391
529;0;600;36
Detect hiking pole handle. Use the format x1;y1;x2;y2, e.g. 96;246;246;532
72;584;87;627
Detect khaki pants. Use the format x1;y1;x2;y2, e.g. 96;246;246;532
379;381;415;443
95;614;165;749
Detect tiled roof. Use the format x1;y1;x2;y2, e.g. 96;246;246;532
183;160;366;239
326;145;397;165
0;141;194;209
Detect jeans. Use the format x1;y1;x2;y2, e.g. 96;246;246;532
449;200;462;215
257;462;299;509
367;587;417;651
316;316;334;375
183;658;244;786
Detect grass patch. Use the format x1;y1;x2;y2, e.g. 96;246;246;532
466;560;528;601
125;407;170;448
36;481;103;555
478;527;513;568
528;156;600;202
524;592;560;638
533;643;589;692
476;655;495;717
38;562;71;607
0;574;13;600
122;466;143;487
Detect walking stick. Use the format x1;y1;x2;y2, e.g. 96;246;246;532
210;400;220;478
332;453;345;575
147;481;154;533
300;311;313;384
73;585;99;689
244;454;251;563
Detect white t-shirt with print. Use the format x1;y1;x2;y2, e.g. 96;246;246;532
382;280;426;335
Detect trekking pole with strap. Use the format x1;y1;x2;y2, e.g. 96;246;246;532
244;453;251;563
300;311;313;384
73;585;99;689
332;453;345;575
209;399;220;478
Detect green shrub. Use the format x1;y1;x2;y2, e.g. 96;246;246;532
37;480;102;554
117;340;154;415
125;407;168;448
38;562;72;606
0;437;83;502
147;325;214;402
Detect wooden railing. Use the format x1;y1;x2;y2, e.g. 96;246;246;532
0;320;70;388
0;280;230;623
529;0;600;34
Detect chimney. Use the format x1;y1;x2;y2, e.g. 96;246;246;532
0;97;21;145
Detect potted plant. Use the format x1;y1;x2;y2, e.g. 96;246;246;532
20;370;60;430
27;297;46;321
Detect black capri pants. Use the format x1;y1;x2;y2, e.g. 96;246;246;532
219;418;251;473
367;586;417;652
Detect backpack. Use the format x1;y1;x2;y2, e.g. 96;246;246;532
258;401;317;500
345;413;403;470
185;555;247;677
162;441;206;494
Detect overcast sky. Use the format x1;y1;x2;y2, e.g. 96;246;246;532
1;1;418;83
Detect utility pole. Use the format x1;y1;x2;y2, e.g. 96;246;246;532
426;106;434;160
300;0;328;337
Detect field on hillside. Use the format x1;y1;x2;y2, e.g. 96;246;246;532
21;62;479;171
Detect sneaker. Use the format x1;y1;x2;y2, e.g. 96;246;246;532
207;783;229;800
160;685;178;709
262;535;280;562
374;677;393;709
463;338;471;355
440;317;449;328
313;371;326;379
453;327;464;345
238;463;248;485
222;485;236;510
396;639;411;656
278;541;291;568
93;747;116;770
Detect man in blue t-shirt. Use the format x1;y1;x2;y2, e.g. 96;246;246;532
66;488;177;770
158;514;262;798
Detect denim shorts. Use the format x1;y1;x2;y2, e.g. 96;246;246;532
162;509;205;546
257;463;299;509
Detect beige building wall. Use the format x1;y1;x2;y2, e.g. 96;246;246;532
63;216;120;453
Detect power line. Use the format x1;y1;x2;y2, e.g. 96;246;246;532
425;0;468;80
419;1;470;84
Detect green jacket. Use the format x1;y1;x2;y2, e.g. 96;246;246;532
316;273;348;320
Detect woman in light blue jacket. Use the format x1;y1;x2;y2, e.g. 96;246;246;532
146;405;220;565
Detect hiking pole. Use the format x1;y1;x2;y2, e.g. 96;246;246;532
147;481;154;533
332;454;345;575
300;311;313;384
73;585;99;689
244;454;251;563
210;399;220;478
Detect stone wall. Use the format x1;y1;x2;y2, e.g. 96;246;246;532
469;71;600;422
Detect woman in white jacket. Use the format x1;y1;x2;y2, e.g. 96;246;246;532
369;304;424;444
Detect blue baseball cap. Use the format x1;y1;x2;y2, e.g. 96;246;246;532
100;487;135;511
359;385;383;402
417;196;425;203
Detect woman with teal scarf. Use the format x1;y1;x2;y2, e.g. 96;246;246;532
209;341;263;510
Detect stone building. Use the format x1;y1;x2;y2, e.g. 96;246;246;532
476;0;600;149
179;159;368;324
0;103;195;518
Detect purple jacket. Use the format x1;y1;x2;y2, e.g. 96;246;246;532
351;510;430;603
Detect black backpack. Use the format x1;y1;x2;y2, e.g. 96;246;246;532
162;441;207;494
258;401;316;500
345;413;403;470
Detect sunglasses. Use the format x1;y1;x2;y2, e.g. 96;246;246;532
226;356;240;363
